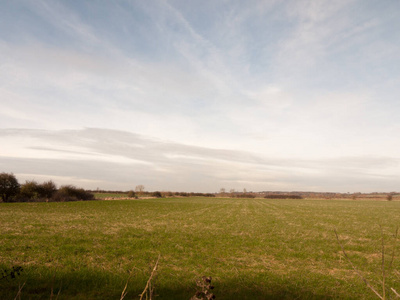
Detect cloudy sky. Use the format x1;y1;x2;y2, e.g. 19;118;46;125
1;0;400;193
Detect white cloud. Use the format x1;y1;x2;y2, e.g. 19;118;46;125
0;128;399;192
1;1;400;192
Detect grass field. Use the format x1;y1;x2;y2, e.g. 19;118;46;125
1;197;400;299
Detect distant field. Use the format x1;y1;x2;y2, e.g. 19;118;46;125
1;198;400;299
94;192;129;199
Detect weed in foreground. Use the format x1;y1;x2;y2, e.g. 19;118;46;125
335;227;400;300
191;276;215;300
1;266;25;300
1;266;23;282
137;254;160;300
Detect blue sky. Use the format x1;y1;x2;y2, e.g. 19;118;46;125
1;0;400;192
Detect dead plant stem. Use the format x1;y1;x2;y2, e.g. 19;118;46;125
380;225;386;300
334;229;384;300
13;282;25;300
139;254;160;300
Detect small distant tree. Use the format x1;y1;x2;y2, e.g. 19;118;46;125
135;185;145;196
387;194;393;201
0;173;20;202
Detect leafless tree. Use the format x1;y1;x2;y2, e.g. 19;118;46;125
135;185;145;196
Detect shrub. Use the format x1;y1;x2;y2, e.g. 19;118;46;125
18;180;57;202
52;185;94;202
127;190;136;198
152;191;162;198
0;173;20;202
19;180;40;200
39;180;57;199
387;194;393;201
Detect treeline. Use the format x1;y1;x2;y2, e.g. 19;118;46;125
264;194;302;199
226;193;256;198
162;191;215;198
217;192;302;199
129;191;216;198
92;190;216;198
0;173;94;203
257;191;399;200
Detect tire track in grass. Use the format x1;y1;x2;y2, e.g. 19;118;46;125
253;198;280;211
250;200;340;285
211;199;300;289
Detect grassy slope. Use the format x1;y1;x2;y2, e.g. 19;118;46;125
1;198;400;299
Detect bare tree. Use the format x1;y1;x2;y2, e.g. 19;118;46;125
135;185;145;196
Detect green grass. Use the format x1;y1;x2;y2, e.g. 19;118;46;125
1;198;400;299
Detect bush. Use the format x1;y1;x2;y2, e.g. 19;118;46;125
52;185;94;202
18;180;57;202
0;174;93;203
127;190;136;198
0;173;20;202
39;180;57;199
152;191;163;198
19;180;40;200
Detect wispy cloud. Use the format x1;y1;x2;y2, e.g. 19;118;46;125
1;1;400;192
0;128;399;192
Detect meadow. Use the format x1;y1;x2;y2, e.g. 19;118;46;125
1;197;400;299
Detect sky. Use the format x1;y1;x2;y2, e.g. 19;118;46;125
1;0;400;193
